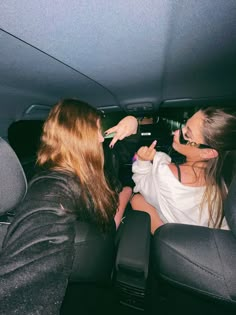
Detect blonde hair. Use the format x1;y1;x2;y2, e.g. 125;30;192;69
37;98;118;229
200;107;236;228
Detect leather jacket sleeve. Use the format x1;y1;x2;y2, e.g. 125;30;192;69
0;173;77;315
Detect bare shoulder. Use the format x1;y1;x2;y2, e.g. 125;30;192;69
168;163;180;180
168;163;205;186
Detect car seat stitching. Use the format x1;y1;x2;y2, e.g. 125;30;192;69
159;239;224;280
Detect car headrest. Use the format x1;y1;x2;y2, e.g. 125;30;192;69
0;137;27;215
224;174;236;236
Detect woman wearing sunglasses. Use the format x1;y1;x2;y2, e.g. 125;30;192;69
131;107;236;234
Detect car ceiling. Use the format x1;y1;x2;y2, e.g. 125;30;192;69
0;1;236;137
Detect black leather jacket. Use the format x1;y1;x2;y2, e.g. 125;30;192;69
0;170;116;315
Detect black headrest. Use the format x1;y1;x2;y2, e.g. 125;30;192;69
224;175;236;236
0;138;27;215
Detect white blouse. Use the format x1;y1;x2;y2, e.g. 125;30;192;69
132;151;229;229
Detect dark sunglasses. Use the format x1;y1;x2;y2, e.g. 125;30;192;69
179;128;213;149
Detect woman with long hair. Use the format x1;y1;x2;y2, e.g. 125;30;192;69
131;106;236;234
36;98;137;229
38;99;115;229
0;98;137;314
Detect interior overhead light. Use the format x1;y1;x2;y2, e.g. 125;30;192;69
126;102;153;112
97;105;120;110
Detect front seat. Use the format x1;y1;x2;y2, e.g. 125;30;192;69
0;137;27;247
151;175;236;314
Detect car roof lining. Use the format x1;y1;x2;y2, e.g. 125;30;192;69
0;1;236;136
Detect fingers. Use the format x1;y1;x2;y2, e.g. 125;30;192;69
106;126;129;147
109;131;130;147
139;140;157;154
149;140;157;149
137;140;157;161
104;116;138;148
109;135;119;148
104;126;118;147
105;125;118;135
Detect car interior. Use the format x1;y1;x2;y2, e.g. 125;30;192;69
0;1;236;314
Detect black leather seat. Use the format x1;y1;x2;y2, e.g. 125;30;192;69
151;175;236;314
112;175;236;314
61;220;116;314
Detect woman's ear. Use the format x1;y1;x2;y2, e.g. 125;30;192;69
200;149;218;159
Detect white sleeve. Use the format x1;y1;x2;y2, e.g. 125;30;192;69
132;159;153;194
132;152;171;206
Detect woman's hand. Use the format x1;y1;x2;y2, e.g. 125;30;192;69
137;140;157;161
105;116;138;147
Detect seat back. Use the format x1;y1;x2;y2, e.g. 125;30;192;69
150;175;236;314
61;221;116;314
225;174;236;236
0;137;27;247
0;137;27;215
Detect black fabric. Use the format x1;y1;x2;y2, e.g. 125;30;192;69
103;131;140;191
0;170;116;315
111;132;140;165
103;141;123;193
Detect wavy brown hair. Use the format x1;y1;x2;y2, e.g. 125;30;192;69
37;98;118;229
200;106;236;228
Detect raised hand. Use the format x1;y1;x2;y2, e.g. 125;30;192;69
104;116;138;148
136;140;157;161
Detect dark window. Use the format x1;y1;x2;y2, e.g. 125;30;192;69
8;120;44;160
